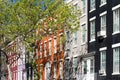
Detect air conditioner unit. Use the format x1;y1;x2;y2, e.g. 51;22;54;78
99;70;105;75
97;31;106;37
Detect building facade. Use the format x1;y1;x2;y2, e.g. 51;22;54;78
36;31;64;80
88;0;120;80
64;0;89;80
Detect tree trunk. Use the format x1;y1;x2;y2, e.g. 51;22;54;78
7;64;12;80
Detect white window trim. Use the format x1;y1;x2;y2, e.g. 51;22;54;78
112;31;120;35
80;14;86;18
89;16;96;21
112;43;120;48
81;23;87;44
100;11;107;16
99;47;107;51
59;33;63;36
73;1;78;5
89;8;96;13
112;5;120;35
89;17;96;42
48;38;52;41
100;2;107;7
112;4;120;11
112;46;120;74
89;38;95;43
99;49;107;75
112;72;120;75
44;41;47;57
81;22;87;26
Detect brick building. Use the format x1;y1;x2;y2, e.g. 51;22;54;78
36;31;64;80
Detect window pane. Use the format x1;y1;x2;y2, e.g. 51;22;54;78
101;0;106;5
90;59;94;73
90;20;95;41
113;8;120;32
100;50;106;72
113;47;120;73
101;15;106;32
40;44;42;58
90;0;95;10
54;38;57;53
82;0;86;14
44;42;46;57
60;61;63;79
81;24;86;43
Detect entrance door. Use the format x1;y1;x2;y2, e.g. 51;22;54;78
82;58;94;80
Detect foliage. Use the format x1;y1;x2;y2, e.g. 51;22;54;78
0;0;80;79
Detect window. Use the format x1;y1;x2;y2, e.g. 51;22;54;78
74;4;78;11
36;48;38;59
44;42;47;57
82;0;86;14
81;24;86;43
90;20;95;41
90;59;94;73
90;0;95;11
73;31;77;45
40;65;42;80
83;60;87;74
60;61;63;79
49;40;52;55
40;44;42;58
100;14;106;34
45;62;51;80
66;31;70;40
100;0;106;5
54;37;57;54
113;8;120;33
54;62;57;79
100;50;106;74
113;47;120;73
73;57;78;75
65;59;70;78
60;37;63;51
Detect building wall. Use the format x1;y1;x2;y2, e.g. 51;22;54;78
88;0;120;80
36;31;64;80
64;0;88;80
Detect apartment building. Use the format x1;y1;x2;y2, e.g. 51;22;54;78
36;31;64;80
64;0;88;80
88;0;120;80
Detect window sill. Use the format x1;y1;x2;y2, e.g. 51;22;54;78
100;2;107;7
112;31;120;35
89;8;96;13
99;73;106;76
80;13;86;18
73;45;77;48
81;42;86;46
112;72;120;75
89;39;95;43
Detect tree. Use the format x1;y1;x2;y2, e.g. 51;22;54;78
0;0;80;80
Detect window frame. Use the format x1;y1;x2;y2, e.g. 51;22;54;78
81;23;86;44
54;36;57;54
90;0;96;12
112;43;120;75
89;17;96;42
100;11;107;36
44;41;47;57
40;43;42;58
100;0;107;7
100;49;106;75
112;5;120;35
